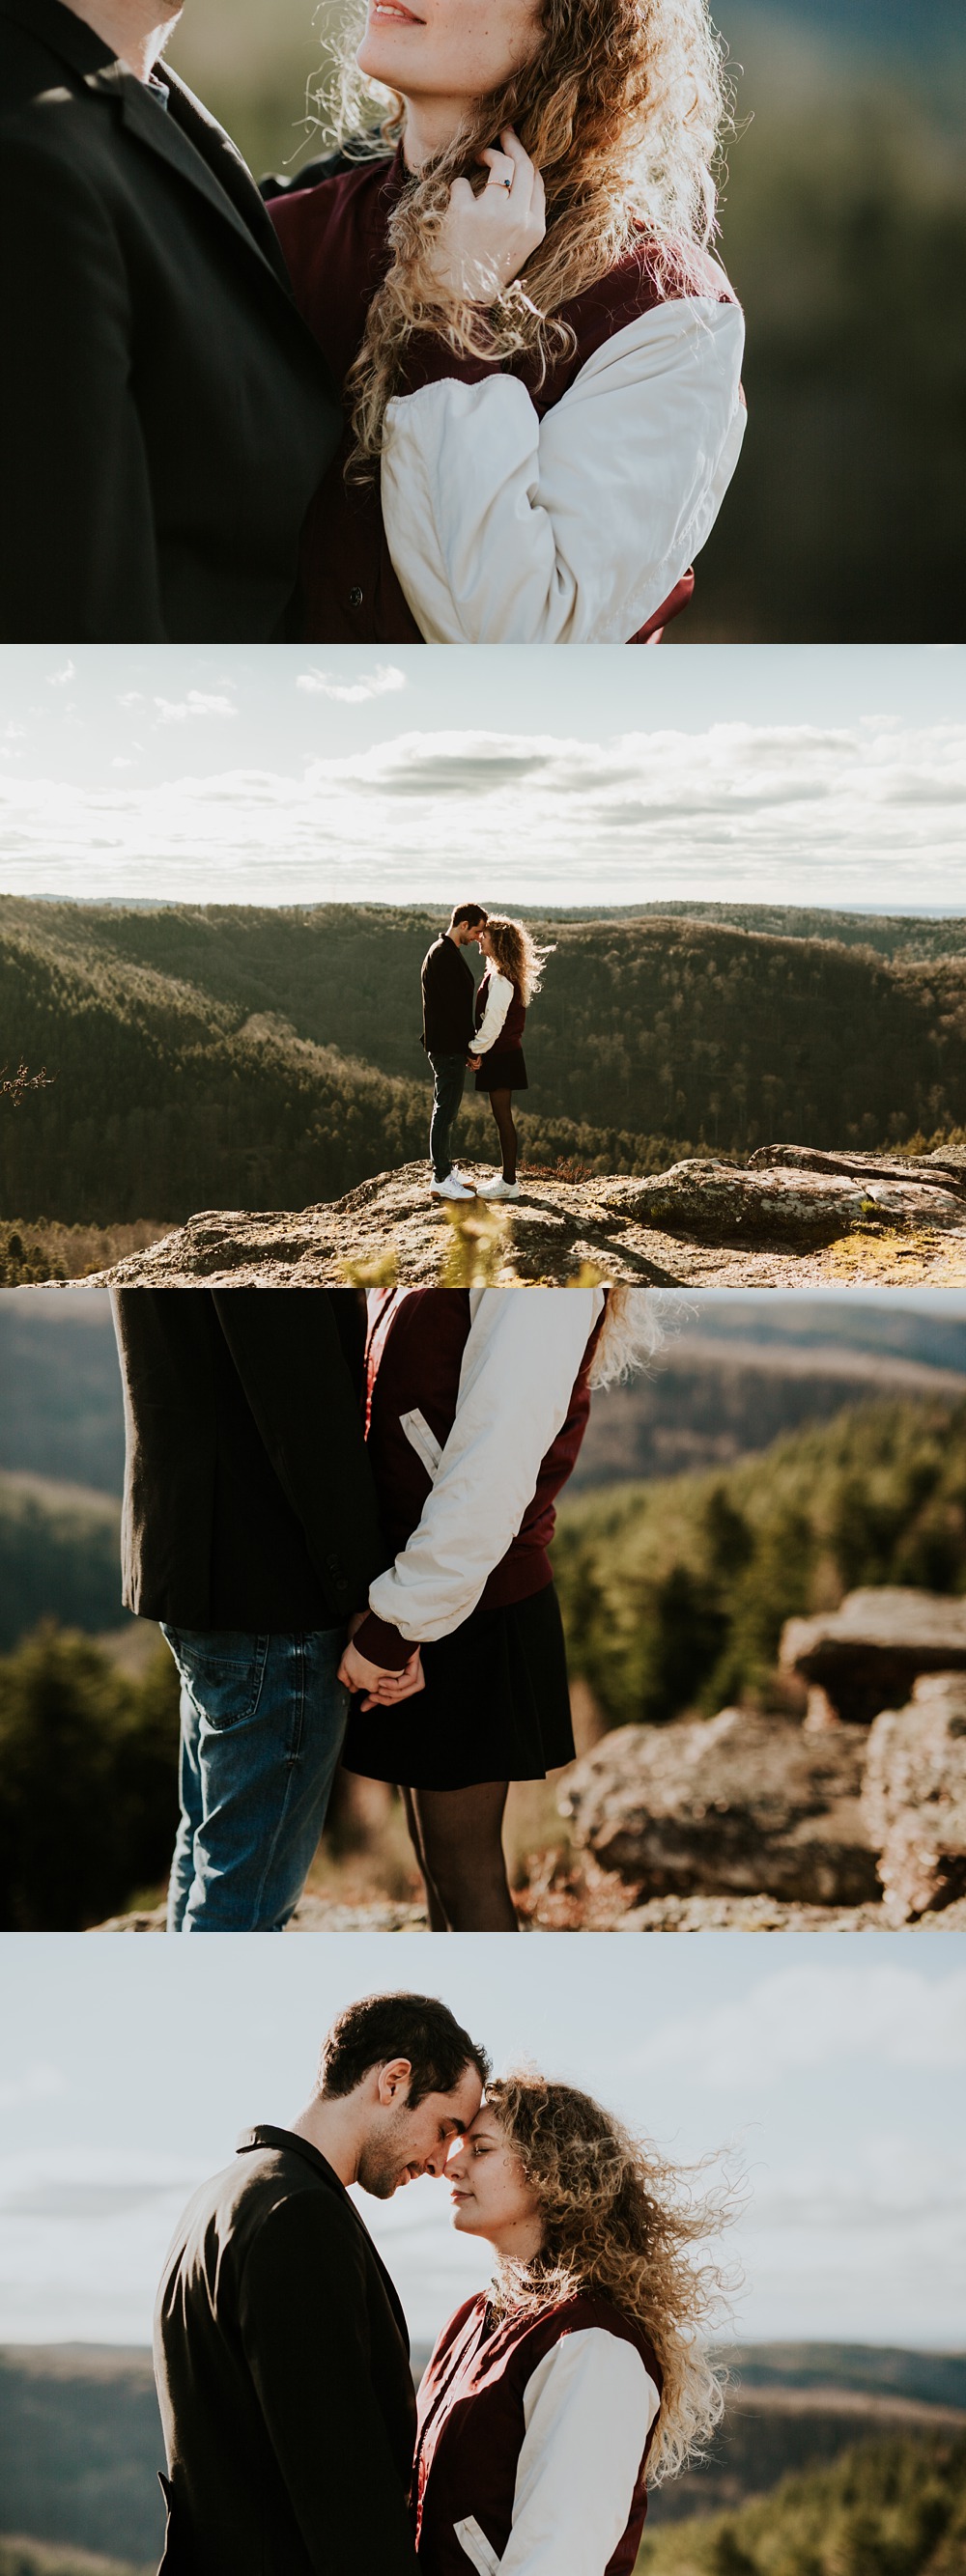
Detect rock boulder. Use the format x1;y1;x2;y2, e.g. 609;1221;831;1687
781;1588;966;1725
604;1157;966;1246
558;1705;879;1903
861;1670;966;1919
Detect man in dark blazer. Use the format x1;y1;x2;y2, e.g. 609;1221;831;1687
0;0;342;640
111;1288;421;1933
421;902;488;1203
155;1990;490;2576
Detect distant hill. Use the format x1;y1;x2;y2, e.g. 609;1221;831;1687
3;2346;962;2568
3;900;965;1225
554;1391;966;1726
0;1475;122;1654
639;2424;966;2571
0;1301;125;1497
574;1330;966;1492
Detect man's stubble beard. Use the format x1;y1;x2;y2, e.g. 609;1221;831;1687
356;2107;420;2200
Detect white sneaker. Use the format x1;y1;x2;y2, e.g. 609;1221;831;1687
431;1173;476;1201
475;1174;521;1200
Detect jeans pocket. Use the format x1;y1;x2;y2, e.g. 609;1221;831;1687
166;1630;270;1732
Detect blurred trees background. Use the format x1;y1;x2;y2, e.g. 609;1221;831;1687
166;0;966;641
553;1392;966;1726
637;2429;966;2576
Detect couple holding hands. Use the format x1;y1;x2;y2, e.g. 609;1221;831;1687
112;1283;658;1933
155;1989;730;2576
2;0;745;644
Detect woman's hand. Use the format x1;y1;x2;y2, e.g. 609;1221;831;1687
423;128;546;306
338;1637;426;1714
467;1052;482;1070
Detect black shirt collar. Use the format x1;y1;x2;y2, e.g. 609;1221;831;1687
237;2123;348;2190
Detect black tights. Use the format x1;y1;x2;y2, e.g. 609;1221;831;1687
488;1088;518;1182
402;1780;519;1930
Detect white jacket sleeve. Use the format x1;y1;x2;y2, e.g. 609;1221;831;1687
366;1287;604;1642
381;293;745;645
454;2330;660;2576
472;972;514;1054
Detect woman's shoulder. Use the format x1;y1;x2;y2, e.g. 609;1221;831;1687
266;149;402;270
564;232;738;339
552;2291;662;2376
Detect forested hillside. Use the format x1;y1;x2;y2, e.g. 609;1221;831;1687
637;2428;966;2575
553;1394;966;1726
3;902;965;1223
0;1477;122;1653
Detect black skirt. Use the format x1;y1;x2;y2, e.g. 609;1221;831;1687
475;1047;528;1093
341;1581;573;1791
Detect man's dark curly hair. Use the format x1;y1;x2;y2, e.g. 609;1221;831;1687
318;1991;491;2108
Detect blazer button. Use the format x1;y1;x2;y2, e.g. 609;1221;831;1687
327;1554;348;1588
349;585;363;608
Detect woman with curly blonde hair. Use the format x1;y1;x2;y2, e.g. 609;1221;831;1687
413;2072;733;2572
468;916;553;1200
265;0;746;645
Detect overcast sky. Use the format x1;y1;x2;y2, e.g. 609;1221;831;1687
1;645;964;910
2;1934;964;2353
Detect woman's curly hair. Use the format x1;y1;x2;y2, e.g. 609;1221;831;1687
483;913;554;1005
328;0;732;474
483;2073;740;2481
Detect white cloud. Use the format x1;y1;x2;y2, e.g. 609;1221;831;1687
0;2063;69;2113
296;663;408;704
1;714;965;905
635;1965;966;2090
45;661;75;687
153;692;238;726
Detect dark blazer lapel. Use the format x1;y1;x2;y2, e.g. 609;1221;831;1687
0;0;296;299
112;69;295;294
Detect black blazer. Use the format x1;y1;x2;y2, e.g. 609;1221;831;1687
111;1289;384;1630
0;0;342;640
154;2127;420;2576
421;938;476;1056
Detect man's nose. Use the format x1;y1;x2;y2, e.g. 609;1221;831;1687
423;2145;448;2177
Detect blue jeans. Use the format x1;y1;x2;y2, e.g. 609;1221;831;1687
428;1050;467;1180
160;1626;349;1932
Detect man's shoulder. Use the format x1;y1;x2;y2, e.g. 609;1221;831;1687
0;60;122;187
192;2142;355;2252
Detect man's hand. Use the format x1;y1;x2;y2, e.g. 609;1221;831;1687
337;1638;426;1714
467;1053;482;1070
420;128;546;307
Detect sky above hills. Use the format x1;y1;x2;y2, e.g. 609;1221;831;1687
0;646;963;911
2;1935;964;2350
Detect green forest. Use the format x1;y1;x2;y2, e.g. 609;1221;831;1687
3;900;966;1225
553;1392;966;1726
636;2429;966;2576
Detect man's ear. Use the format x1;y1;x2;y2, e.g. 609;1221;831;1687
376;2057;413;2107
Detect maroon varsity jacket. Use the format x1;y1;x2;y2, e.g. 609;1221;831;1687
352;1287;604;1666
413;2291;663;2576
